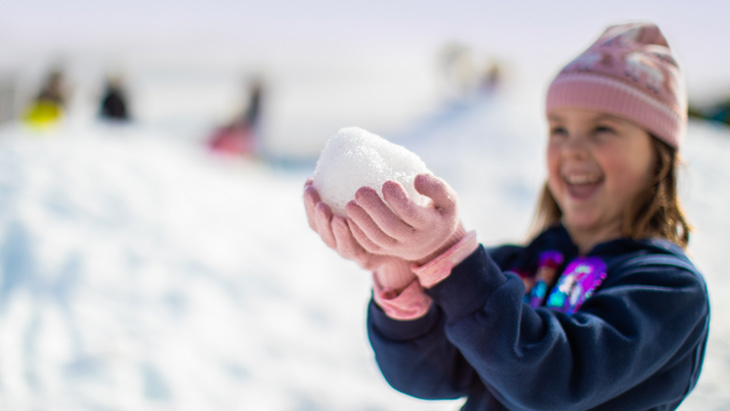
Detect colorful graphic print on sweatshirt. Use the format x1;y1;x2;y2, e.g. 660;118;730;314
519;252;608;315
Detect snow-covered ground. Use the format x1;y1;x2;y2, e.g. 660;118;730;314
0;91;728;410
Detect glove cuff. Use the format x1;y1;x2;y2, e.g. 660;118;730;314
416;222;468;266
373;258;415;292
372;273;433;320
412;230;478;288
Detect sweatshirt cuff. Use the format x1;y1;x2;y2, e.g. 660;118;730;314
368;299;442;341
426;245;510;321
412;231;479;288
372;273;433;320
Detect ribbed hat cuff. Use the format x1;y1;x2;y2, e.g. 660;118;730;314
546;73;684;149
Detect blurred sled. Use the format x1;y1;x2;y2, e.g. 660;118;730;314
207;123;256;156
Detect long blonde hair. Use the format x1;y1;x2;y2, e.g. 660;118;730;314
531;137;691;248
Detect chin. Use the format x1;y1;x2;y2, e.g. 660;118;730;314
562;215;601;232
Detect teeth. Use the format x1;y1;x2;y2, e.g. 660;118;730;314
565;174;601;185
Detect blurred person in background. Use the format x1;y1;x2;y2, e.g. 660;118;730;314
478;60;503;96
208;76;265;157
99;75;131;122
243;76;263;133
23;69;67;128
438;42;477;99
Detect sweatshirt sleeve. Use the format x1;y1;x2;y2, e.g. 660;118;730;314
423;245;709;410
366;243;518;402
367;300;481;400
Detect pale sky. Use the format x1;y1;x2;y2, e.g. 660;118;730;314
2;0;729;103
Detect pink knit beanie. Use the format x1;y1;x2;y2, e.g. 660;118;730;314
546;22;687;149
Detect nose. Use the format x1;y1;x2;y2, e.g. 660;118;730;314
561;135;589;159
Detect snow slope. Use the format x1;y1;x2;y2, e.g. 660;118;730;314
0;95;728;410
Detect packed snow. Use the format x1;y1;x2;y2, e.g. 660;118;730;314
0;92;728;410
313;127;431;216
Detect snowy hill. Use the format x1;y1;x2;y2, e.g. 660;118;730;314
0;95;728;409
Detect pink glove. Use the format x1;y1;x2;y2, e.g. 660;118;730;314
303;179;414;292
345;173;466;266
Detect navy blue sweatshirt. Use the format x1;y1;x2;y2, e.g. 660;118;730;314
367;225;710;410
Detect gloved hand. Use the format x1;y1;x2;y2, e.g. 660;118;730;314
345;173;466;266
303;179;415;291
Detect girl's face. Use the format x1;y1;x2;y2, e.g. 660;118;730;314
546;108;656;239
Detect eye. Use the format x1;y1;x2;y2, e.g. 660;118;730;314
550;126;568;137
594;125;616;134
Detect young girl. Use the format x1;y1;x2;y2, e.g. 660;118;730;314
303;22;709;410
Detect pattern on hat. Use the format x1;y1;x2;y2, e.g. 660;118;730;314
546;22;687;149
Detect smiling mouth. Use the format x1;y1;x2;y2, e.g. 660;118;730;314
563;174;604;199
564;174;602;184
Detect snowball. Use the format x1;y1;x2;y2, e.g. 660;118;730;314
313;127;432;216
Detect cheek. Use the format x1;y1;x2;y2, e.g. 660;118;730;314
602;154;652;195
546;146;560;176
601;132;656;192
545;147;562;194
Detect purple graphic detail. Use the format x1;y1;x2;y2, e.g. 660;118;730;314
538;251;564;269
526;251;564;308
545;256;607;314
